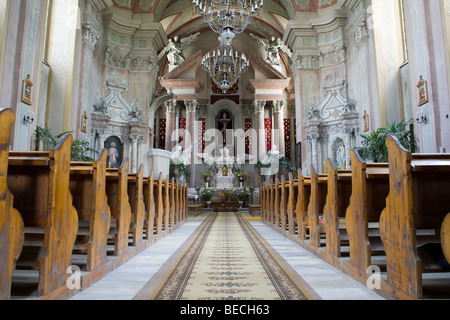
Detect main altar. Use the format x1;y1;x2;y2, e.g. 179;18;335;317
198;147;251;211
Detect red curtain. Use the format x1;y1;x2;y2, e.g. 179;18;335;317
265;118;272;153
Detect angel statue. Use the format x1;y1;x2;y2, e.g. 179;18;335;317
158;33;200;66
250;34;293;65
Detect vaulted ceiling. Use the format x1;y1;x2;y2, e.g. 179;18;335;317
109;0;338;40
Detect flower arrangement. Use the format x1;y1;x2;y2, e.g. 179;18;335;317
235;187;250;202
233;171;248;183
199;187;216;202
218;190;231;203
200;171;214;183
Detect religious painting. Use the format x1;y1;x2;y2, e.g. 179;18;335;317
417;75;428;106
21;74;33;105
104;136;123;169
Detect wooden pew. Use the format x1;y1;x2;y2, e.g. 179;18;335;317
105;158;131;262
273;177;280;230
307;165;328;250
169;178;175;230
0;109;24;300
279;175;288;234
8;134;78;299
162;177;170;234
380;135;450;299
182;183;188;222
322;158;352;266
154;173;164;239
127;164;145;250
287;173;298;240
295;169;311;243
69;149;111;282
443;214;450;268
345;150;389;280
261;182;268;222
143;170;156;243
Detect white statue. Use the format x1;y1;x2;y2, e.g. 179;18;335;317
260;145;283;176
250;34;293;65
159;33;200;66
197;152;216;169
172;142;193;166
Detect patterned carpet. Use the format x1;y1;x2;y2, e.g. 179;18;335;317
140;212;318;300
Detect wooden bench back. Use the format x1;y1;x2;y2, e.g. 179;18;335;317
345;149;389;276
0;109;24;300
380;135;450;299
323;158;352;259
296;168;311;242
143;170;156;240
105;158;131;257
8;134;78;297
69;149;111;272
128;164;145;247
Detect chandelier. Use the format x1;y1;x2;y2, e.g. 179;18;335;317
194;0;262;93
201;37;249;93
192;0;264;38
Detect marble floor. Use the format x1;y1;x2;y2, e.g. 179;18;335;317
70;213;385;301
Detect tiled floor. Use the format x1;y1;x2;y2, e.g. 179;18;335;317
70;213;385;300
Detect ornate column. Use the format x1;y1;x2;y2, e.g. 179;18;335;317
184;99;197;188
310;134;319;173
253;100;266;162
165;99;177;152
272;100;285;156
129;120;146;173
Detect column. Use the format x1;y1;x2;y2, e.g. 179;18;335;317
184;99;197;188
130;135;138;173
310;134;319;172
272;100;285;156
165;99;177;152
253;100;266;162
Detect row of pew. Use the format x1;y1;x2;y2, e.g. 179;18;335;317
261;134;450;300
0;108;188;300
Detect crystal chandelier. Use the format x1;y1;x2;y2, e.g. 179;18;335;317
192;0;264;38
201;37;249;93
194;0;262;93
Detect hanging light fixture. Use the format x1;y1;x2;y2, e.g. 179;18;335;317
192;0;263;38
201;36;249;94
193;0;263;93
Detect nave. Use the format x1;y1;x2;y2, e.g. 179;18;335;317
70;211;384;301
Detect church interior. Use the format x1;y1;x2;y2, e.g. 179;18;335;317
1;0;450;302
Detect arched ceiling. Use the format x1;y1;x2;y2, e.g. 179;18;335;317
109;0;338;41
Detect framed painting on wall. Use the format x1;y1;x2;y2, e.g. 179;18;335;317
417;75;428;106
104;136;123;169
21;75;33;105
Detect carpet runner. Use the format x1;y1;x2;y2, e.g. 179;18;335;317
138;212;318;300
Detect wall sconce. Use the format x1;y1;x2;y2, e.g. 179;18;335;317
416;110;428;125
23;111;35;125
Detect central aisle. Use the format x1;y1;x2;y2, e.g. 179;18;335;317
70;212;385;300
144;212;317;300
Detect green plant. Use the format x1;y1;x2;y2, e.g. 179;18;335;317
71;139;98;162
235;187;250;201
170;161;192;178
255;155;296;174
355;119;416;163
34;126;98;162
199;187;215;202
